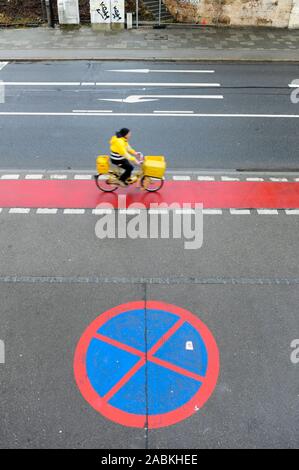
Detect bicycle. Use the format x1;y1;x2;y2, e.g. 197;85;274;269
94;154;166;193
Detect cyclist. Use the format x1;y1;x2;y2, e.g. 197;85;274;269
109;128;141;187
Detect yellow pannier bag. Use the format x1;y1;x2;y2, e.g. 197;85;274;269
143;156;166;179
96;155;110;174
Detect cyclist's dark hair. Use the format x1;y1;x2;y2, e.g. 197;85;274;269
116;128;130;138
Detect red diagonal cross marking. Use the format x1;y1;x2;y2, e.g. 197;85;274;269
95;332;145;359
103;357;146;403
94;318;205;403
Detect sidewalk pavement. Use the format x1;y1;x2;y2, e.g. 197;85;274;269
0;25;299;61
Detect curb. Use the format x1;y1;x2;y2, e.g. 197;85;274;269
0;50;299;63
1;58;298;63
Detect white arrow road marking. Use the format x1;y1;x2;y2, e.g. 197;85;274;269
108;69;215;74
99;94;223;103
100;97;158;103
0;62;8;71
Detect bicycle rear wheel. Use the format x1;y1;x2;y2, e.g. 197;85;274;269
141;176;164;192
94;174;118;192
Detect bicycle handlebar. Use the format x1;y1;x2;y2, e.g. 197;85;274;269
135;152;144;164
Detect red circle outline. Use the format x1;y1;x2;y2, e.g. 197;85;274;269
73;301;220;429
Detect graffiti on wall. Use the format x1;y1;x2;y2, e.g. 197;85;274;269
111;0;124;23
90;0;124;23
96;2;110;20
90;0;111;23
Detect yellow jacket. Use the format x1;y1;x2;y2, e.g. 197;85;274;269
109;135;137;162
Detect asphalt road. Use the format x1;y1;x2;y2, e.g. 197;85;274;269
0;61;299;170
0;60;299;450
0;211;298;449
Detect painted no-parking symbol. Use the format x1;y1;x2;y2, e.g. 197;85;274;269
74;301;220;428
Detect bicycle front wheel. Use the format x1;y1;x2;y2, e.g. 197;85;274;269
141;176;164;192
94;174;118;192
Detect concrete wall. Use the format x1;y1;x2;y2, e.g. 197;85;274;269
289;0;299;28
164;0;299;28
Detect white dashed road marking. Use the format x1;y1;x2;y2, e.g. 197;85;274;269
50;175;67;179
221;176;240;181
229;209;251;215
203;209;223;215
172;175;191;181
246;177;265;182
257;209;279;215
285;209;299;215
197;176;215;181
74;175;92;180
92;209;113;215
25;174;44;179
148;209;169;215
270;177;288;182
2;208;299;216
36;208;58;214
175;209;196;214
63;209;86;214
1;174;19;180
0;172;298;183
9;208;30;214
119;209;141;215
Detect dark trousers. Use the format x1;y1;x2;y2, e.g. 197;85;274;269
111;158;134;183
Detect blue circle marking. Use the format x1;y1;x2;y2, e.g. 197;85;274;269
86;307;208;415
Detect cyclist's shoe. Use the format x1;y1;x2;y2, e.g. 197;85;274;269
126;175;138;184
117;180;127;188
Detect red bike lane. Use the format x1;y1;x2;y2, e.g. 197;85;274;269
0;180;299;209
